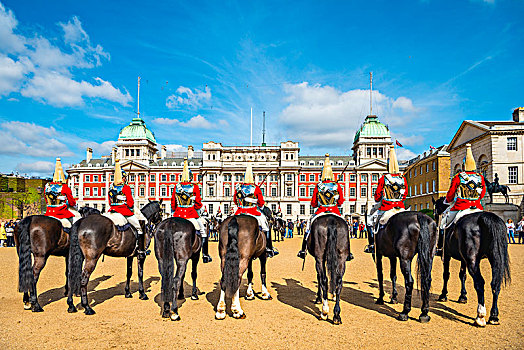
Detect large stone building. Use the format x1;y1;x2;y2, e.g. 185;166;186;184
67;114;399;220
404;145;451;212
447;107;524;206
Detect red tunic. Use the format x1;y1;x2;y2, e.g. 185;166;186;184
234;184;264;216
311;181;344;216
374;174;407;211
171;182;202;219
109;184;135;216
445;172;486;211
44;183;76;219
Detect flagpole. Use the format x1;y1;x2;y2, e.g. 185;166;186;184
250;107;253;146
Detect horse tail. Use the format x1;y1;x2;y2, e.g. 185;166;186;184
479;213;510;287
223;217;240;299
161;224;175;303
326;217;338;293
416;213;433;296
17;216;34;293
68;219;84;295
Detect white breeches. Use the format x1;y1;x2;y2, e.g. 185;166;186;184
188;218;206;235
256;214;269;232
69;208;82;224
125;214;143;234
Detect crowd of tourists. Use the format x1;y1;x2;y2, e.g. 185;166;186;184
0;220;18;247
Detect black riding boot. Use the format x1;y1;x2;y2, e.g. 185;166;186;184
265;231;278;258
202;236;212;263
297;232;308;259
364;226;374;253
436;228;445;257
137;233;146;255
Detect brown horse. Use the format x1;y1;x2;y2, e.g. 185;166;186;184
155;217;201;321
14;207;99;312
215;215;271;320
66;201;162;315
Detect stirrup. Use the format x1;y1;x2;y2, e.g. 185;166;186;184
202;254;212;263
297;250;306;259
364;245;374;254
347;253;354;261
436;248;443;257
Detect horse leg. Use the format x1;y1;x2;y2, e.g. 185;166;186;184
488;257;501;325
333;259;346;325
398;257;414;321
438;254;451;302
389;257;398;304
80;258;97;315
23;292;31;310
375;254;385;305
314;273;322;304
458;260;468;303
190;254;199;300
467;259;486;327
64;255;69;297
215;286;227;320
125;257;133;298
259;254;271;300
231;258;250;319
315;259;329;321
245;259;255;300
137;254;148;300
30;256;47;312
171;259;187;321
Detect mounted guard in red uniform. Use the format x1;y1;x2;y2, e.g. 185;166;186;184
44;158;81;229
437;143;486;255
365;145;407;253
233;162;278;257
171;158;212;263
298;154;352;260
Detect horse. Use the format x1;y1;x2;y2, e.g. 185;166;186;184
433;197;510;326
66;201;163;315
368;211;438;323
305;214;350;324
215;215;271;320
14;206;99;312
485;178;511;203
273;218;286;242
155;217;202;321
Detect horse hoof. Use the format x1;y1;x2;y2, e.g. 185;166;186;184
319;313;328;321
162;311;170;319
261;293;272;300
67;306;78;313
437;295;448;302
458;296;467;304
419;315;431;323
84;308;96;316
191;295;199;301
488;317;500;325
245;294;255;301
177;295;185;300
32;305;44;313
333;316;342;325
125;293;133;299
314;298;322;305
215;311;226;320
23;302;31;310
170;313;181;321
475;317;486;327
376;298;385;305
397;313;408;321
233;312;246;319
139;294;149;301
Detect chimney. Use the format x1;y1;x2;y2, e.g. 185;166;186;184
188;145;194;159
153;153;158;162
161;145;167;159
86;147;93;163
111;147;117;164
513;107;524;123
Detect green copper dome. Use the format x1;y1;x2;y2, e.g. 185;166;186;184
354;115;390;143
119;117;156;143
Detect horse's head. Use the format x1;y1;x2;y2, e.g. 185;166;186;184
432;197;448;217
261;206;274;225
141;199;163;226
79;206;100;217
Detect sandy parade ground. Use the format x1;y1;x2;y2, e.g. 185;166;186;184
0;235;523;349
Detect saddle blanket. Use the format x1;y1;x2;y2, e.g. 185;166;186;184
310;211;343;225
379;207;406;226
103;212;130;231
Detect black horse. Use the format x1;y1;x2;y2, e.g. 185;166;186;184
155;217;202;321
368;211;438;323
433;197;510;326
306;214;350;324
14;206;99;312
66;201;163;315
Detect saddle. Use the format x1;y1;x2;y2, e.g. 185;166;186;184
379;208;406;226
103;212;132;232
310;211;343;225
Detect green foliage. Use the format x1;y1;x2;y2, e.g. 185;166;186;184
420;208;434;219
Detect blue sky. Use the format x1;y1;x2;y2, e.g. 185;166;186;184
0;0;523;176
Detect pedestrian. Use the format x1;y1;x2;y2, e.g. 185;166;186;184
506;219;515;244
287;219;294;238
517;217;524;244
0;221;6;247
358;222;364;238
5;220;15;247
352;220;358;238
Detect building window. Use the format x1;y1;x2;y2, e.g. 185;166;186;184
409;186;412;197
426;163;429;173
350;187;356;197
74;187;79;197
161;187;167;197
287;204;292;215
85;187;90;196
361;187;367;197
373;147;377;156
286;186;293;197
261;187;265;196
432;180;436;192
378;148;383;157
372;174;378;182
300;187;306;197
209;174;215;181
507;137;517;151
84;175;90;182
508;166;518;184
310;206;315;214
271;204;277;212
432;161;436;171
209;204;214;214
372;186;377;196
420;183;423;194
93;203;97;210
286;174;293;181
367;148;371;157
350;174;356;182
309;186;315;197
93;187;99;196
150;174;156;182
420;166;423;175
350;205;355;213
426;182;429;194
361;174;368;182
360;205;366;215
415;204;418;211
130;174;135;182
300;174;306;182
208;186;214;197
414;168;417;177
93;175;99;182
161;174;167;182
309;174;315;182
150;187;155;196
300;205;305;215
271;187;277;197
125;149;129;157
139;187;145;197
224;203;230;214
224;187;231;197
140;174;145;182
170;174;176;182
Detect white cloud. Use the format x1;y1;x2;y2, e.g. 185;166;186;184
153;115;218;129
16;160;55;174
278;82;420;149
166;85;211;109
78;140;116;156
0;121;74;157
164;144;187;153
396;148;417;160
0;3;129;107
